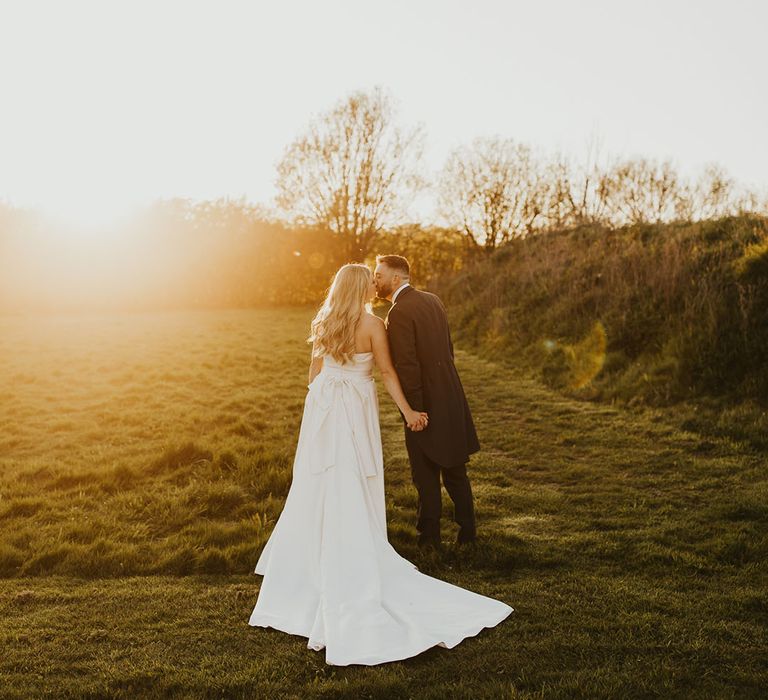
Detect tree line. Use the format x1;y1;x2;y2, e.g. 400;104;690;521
275;87;767;256
1;86;766;312
0;197;466;311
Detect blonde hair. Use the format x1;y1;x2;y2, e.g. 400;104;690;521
308;263;372;364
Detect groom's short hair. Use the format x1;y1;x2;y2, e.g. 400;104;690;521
376;254;410;278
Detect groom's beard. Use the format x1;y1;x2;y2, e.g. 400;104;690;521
376;282;394;299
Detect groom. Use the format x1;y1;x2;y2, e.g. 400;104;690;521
374;254;480;548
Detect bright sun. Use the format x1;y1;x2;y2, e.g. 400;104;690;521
40;196;142;240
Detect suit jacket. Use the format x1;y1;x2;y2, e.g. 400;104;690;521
385;285;480;467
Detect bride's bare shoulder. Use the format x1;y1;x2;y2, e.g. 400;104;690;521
362;312;384;327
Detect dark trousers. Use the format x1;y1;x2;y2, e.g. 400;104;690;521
405;436;476;544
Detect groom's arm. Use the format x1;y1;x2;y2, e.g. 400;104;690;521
435;295;454;360
386;309;424;412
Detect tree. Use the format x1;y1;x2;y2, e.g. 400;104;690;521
537;152;612;231
682;163;736;220
601;157;681;225
275;87;425;262
438;137;545;251
559;133;613;227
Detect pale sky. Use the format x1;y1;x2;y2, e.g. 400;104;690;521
0;0;766;231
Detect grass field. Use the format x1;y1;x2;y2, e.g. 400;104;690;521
0;307;766;699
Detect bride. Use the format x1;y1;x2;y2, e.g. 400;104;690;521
248;263;513;666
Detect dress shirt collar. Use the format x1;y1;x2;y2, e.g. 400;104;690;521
391;282;410;304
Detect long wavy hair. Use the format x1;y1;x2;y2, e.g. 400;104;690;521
308;263;372;364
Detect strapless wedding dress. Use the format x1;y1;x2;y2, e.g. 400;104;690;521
248;351;513;665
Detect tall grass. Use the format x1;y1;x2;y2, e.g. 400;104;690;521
437;215;768;445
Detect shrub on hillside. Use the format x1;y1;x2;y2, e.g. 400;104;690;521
437;215;768;405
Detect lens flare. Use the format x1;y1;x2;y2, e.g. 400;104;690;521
542;322;607;390
567;321;607;389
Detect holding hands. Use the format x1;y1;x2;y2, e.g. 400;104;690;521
406;410;429;432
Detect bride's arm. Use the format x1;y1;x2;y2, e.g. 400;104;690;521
308;342;323;386
369;317;427;430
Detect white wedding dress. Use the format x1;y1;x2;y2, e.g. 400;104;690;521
248;351;513;666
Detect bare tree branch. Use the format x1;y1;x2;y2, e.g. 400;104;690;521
275;87;425;261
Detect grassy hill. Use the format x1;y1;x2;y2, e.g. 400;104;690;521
437;215;768;448
0;308;765;698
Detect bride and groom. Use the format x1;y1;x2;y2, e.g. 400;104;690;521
248;254;513;666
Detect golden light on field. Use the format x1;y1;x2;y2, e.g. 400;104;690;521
0;211;189;313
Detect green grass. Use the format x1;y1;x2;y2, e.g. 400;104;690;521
0;308;766;698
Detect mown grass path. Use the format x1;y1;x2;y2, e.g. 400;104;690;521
1;308;765;698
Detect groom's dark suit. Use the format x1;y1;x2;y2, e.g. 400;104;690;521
385;285;479;545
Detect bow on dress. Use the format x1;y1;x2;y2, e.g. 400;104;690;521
306;372;381;478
